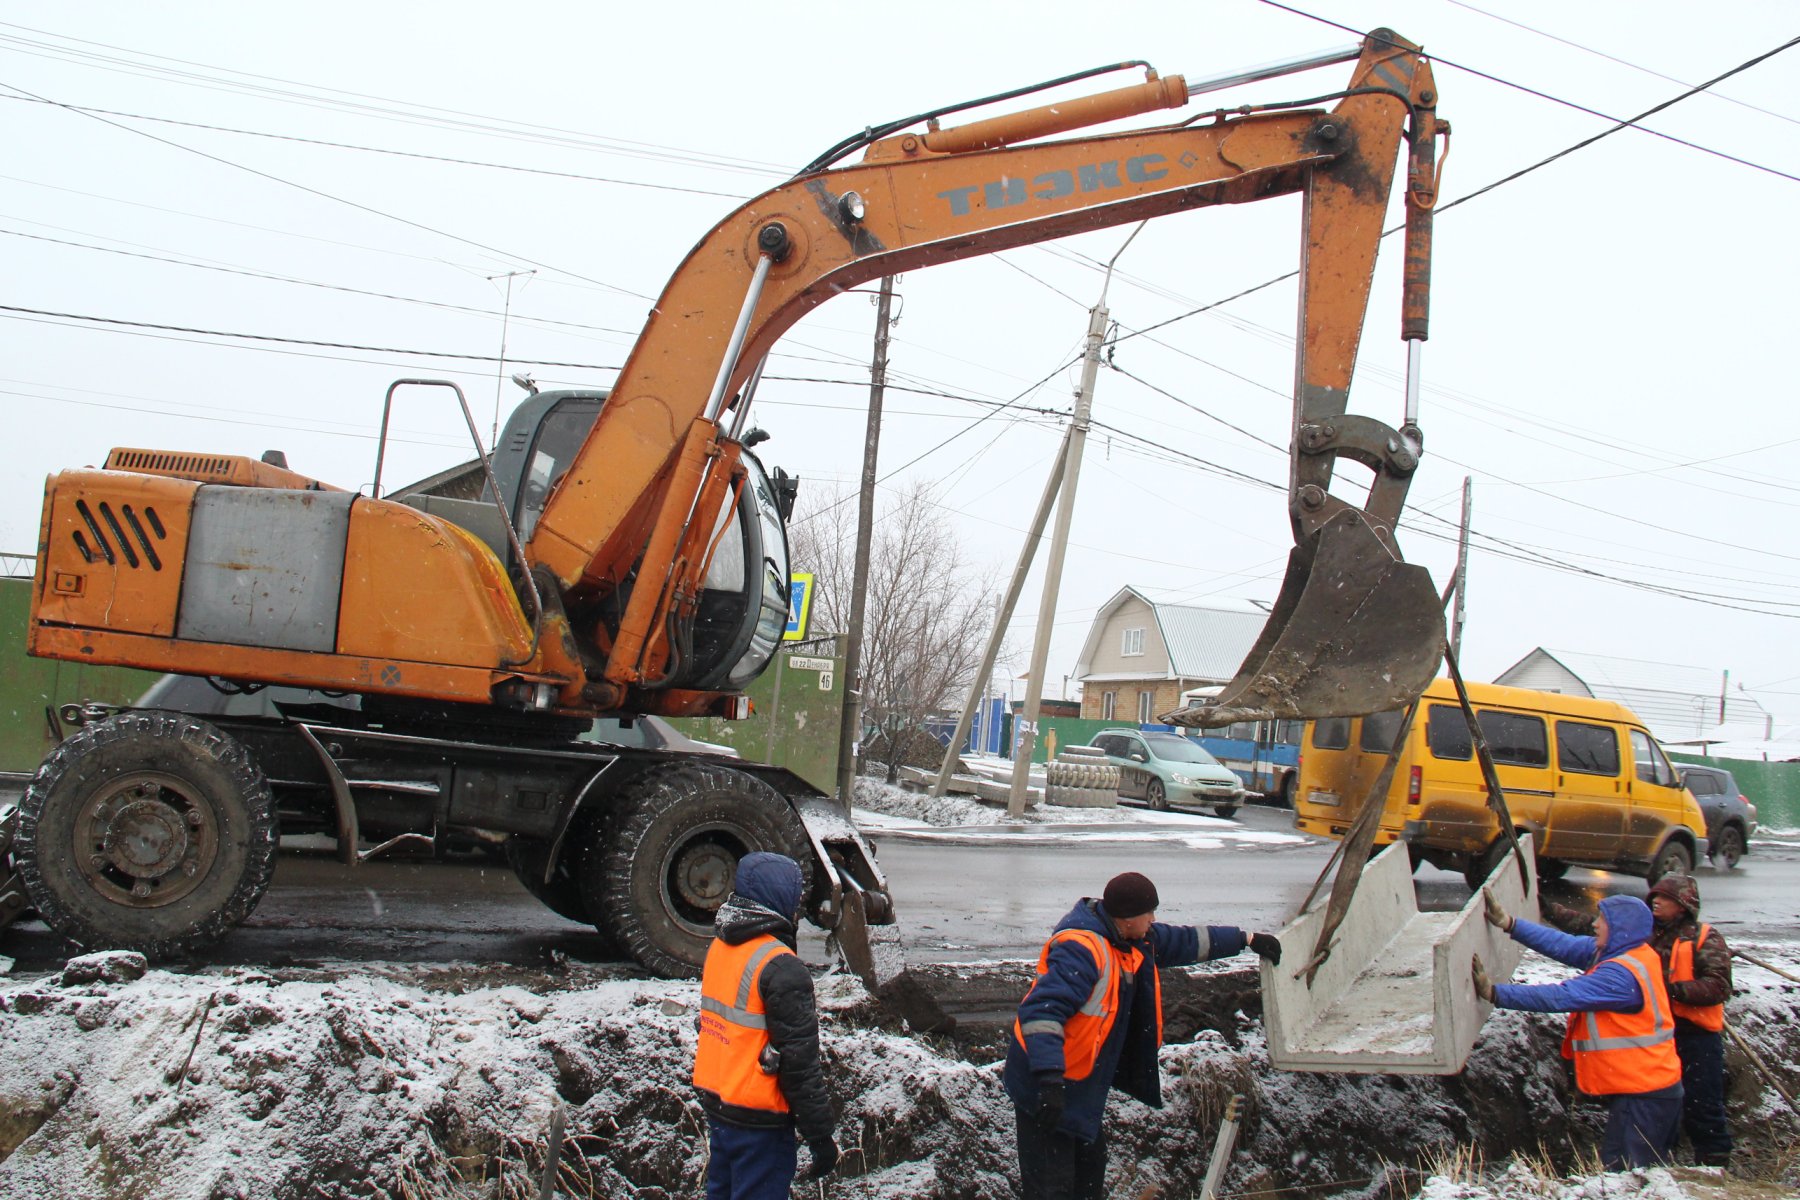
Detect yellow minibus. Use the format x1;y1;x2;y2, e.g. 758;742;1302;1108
1293;679;1707;889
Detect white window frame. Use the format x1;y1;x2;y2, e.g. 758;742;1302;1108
1137;690;1153;724
1102;691;1116;720
1121;627;1145;657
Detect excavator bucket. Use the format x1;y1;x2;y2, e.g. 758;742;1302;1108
1165;510;1445;728
790;795;955;1033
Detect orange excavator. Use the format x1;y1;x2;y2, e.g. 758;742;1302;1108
3;29;1447;995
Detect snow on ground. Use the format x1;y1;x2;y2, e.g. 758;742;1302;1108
851;777;1306;848
2;937;1795;1199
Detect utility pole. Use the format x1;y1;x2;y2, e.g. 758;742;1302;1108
835;275;895;807
486;269;536;445
929;430;1070;796
1451;475;1471;661
1008;303;1107;817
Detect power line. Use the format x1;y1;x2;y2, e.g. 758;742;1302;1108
1257;0;1800;183
1444;0;1800;129
0;92;754;199
0;22;788;176
0;78;657;300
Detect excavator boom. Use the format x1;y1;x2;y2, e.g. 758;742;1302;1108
534;27;1447;721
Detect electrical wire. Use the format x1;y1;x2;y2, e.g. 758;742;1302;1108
0;78;658;300
1257;0;1800;184
0;22;788;176
0;92;754;199
1445;0;1800;129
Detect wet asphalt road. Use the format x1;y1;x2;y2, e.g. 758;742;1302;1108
4;802;1795;975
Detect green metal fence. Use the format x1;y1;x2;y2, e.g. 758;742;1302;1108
1669;751;1800;833
669;638;846;795
1;577;163;773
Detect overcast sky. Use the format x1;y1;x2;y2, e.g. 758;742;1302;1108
3;1;1797;737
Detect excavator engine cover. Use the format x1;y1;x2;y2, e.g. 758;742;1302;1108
1167;511;1445;727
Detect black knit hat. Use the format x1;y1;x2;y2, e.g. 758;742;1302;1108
1102;872;1160;919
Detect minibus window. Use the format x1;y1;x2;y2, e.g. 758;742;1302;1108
1276;720;1305;746
1480;711;1549;767
1426;705;1472;760
1556;721;1620;776
1312;717;1351;750
1360;709;1406;752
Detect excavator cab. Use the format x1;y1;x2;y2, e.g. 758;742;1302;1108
400;387;799;697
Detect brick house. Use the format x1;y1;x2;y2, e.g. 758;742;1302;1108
1073;587;1268;724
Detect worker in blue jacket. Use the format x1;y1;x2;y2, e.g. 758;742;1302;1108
1004;872;1282;1199
1474;892;1684;1170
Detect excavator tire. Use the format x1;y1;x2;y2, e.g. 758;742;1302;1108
506;828;623;958
16;712;277;958
584;762;812;979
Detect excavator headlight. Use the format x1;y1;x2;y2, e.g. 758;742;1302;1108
837;191;866;223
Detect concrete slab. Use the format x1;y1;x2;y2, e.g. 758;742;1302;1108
1263;836;1540;1074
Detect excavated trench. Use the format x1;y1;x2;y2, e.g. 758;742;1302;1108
0;953;1796;1199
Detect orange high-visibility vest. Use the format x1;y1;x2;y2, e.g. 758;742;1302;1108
1668;924;1725;1032
1561;942;1682;1096
693;933;794;1112
1013;928;1161;1081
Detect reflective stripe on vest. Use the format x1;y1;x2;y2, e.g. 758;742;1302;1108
693;934;794;1112
1562;942;1683;1096
1013;927;1155;1082
1669;924;1726;1032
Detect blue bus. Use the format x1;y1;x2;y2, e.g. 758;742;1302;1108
1165;687;1304;804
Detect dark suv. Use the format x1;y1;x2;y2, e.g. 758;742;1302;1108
1677;763;1757;869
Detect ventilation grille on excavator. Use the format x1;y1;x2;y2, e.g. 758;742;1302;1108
107;450;240;481
69;498;166;571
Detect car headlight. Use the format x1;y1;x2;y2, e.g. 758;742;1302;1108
1171;773;1197;787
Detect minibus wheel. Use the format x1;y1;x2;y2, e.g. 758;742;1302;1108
1647;839;1693;885
1535;857;1568;881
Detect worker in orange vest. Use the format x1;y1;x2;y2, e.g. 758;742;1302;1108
1474;893;1683;1170
1539;875;1733;1167
1005;871;1282;1199
692;852;837;1199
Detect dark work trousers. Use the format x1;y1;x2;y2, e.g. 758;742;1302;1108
1674;1024;1733;1163
1015;1106;1107;1200
705;1117;797;1200
1601;1083;1683;1171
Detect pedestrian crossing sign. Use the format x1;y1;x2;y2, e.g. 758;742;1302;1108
783;572;814;641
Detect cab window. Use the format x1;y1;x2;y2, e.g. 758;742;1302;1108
1629;729;1677;787
1556;721;1620;776
1312;717;1351;750
1360;709;1406;753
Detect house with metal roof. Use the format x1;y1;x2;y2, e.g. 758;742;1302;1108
1494;647;1773;746
1073;586;1268;724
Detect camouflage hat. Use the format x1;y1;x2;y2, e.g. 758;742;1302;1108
1647;872;1700;917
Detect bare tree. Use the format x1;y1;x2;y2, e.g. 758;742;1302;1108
790;479;997;782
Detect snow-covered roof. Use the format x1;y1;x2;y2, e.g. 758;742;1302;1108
1496;647;1771;745
1073;586;1267;682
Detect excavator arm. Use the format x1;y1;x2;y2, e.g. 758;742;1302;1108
534;28;1448;721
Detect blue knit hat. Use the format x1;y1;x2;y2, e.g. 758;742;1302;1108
734;852;804;921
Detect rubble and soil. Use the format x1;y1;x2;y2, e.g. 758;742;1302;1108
1;940;1794;1199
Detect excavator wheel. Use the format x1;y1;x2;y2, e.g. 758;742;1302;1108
584;762;812;979
16;712;278;958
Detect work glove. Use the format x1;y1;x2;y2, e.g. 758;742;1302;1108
1248;933;1283;965
1035;1076;1066;1131
1471;954;1496;1004
805;1136;839;1180
1483;891;1513;933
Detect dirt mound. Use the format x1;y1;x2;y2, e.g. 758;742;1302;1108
0;951;1795;1198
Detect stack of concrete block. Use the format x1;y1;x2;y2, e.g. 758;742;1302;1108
1045;744;1120;808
